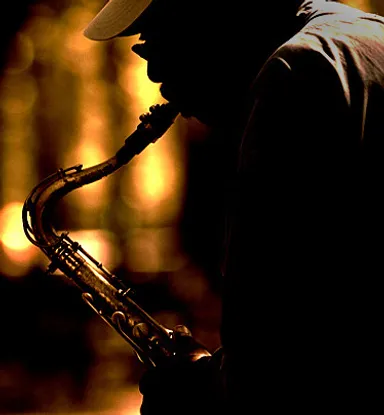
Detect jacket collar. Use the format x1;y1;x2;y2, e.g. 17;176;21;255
296;0;328;21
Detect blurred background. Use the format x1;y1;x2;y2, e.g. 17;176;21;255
0;0;381;414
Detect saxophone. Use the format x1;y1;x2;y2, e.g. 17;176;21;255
22;103;181;368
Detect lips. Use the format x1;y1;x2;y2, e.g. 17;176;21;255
131;42;148;60
160;84;194;118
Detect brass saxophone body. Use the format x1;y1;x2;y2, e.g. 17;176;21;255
23;103;179;368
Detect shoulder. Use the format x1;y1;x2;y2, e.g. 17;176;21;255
253;39;341;105
272;4;384;80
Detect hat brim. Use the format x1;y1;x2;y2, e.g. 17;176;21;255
84;0;153;41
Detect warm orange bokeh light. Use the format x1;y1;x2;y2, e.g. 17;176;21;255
0;202;30;251
65;229;122;272
0;202;38;275
132;146;177;206
341;0;372;12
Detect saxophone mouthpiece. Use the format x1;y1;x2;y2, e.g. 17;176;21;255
116;102;179;165
139;103;179;131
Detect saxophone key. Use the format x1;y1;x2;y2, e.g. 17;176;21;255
117;287;135;299
111;310;126;326
132;322;150;339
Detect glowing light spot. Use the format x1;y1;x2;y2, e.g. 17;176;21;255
5;33;35;75
0;202;30;251
65;142;109;210
131;63;162;110
77;141;105;167
135;149;172;204
341;0;372;12
115;387;142;415
66;229;121;271
0;73;38;116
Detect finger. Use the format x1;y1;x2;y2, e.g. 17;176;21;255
139;366;169;394
170;327;212;362
173;324;192;337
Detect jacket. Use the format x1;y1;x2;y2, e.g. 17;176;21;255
220;1;384;411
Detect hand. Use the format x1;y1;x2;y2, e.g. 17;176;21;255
139;325;223;415
168;324;212;362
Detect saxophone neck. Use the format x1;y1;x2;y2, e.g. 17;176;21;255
116;103;179;165
22;103;179;250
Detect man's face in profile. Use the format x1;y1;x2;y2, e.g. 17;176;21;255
129;4;254;125
131;19;216;123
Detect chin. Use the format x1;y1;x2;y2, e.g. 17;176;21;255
177;106;210;125
160;84;218;126
179;104;218;126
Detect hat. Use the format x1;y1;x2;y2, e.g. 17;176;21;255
84;0;153;41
